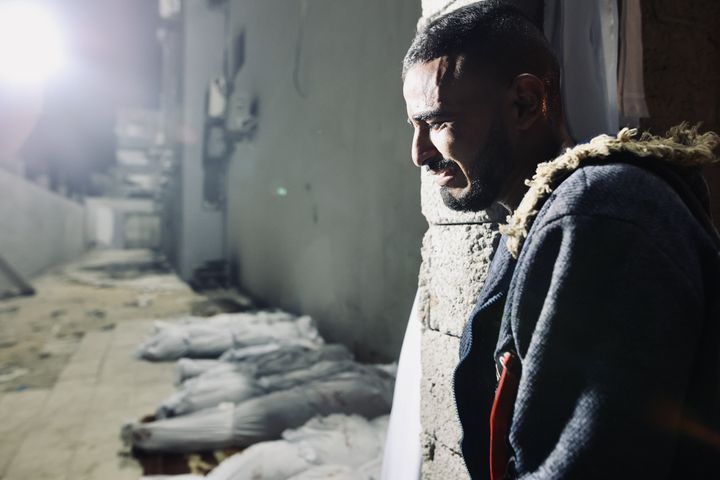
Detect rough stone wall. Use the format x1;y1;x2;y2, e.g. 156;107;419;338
420;0;542;26
418;175;503;479
420;0;477;23
639;0;720;224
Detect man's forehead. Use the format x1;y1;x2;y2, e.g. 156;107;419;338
403;55;487;114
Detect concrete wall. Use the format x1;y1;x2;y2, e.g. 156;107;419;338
0;169;86;292
224;0;425;361
176;1;226;279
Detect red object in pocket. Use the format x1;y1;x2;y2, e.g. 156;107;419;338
490;351;520;480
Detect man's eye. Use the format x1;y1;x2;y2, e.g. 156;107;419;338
428;122;446;131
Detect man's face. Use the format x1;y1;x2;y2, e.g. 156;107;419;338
403;56;513;212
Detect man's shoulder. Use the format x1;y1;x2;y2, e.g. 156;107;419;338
523;161;716;275
537;161;696;228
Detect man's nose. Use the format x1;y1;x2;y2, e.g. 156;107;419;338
411;128;439;168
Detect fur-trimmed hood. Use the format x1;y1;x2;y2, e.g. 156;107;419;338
499;124;720;258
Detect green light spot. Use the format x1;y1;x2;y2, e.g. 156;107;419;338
276;187;288;196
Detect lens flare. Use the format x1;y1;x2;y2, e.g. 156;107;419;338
0;2;67;87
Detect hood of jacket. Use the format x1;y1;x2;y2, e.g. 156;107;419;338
499;124;720;258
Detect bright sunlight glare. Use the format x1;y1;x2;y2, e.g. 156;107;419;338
0;1;67;88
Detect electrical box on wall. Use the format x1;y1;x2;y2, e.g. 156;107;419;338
225;88;258;140
207;76;227;119
203;76;230;210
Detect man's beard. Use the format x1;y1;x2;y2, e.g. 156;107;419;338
439;123;511;212
440;176;489;212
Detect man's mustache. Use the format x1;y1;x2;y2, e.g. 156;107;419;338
425;157;455;173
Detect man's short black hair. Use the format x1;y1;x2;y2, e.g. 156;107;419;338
403;1;561;118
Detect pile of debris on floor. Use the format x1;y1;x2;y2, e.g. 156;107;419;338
123;309;394;479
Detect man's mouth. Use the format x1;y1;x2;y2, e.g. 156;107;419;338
425;158;457;186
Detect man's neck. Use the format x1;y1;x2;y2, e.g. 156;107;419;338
498;128;574;213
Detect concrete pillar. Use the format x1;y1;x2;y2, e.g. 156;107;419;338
417;175;504;478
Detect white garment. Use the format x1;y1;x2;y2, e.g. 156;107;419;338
380;291;422;480
618;0;650;127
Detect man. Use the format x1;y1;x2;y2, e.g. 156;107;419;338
402;2;720;479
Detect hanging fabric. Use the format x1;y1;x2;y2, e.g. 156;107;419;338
618;0;650;127
544;0;620;142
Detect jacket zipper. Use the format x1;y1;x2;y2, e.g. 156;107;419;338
452;291;506;441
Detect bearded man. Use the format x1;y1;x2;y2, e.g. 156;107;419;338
402;2;720;478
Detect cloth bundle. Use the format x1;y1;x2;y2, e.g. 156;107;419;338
122;365;395;452
202;414;388;480
136;311;322;361
287;460;382;480
158;355;360;418
175;342;353;384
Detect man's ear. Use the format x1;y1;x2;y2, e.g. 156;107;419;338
508;73;546;130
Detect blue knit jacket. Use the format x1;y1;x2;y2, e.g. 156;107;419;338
455;156;720;479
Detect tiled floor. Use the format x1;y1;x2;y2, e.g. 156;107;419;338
0;320;177;480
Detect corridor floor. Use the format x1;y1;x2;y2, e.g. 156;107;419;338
0;250;215;480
